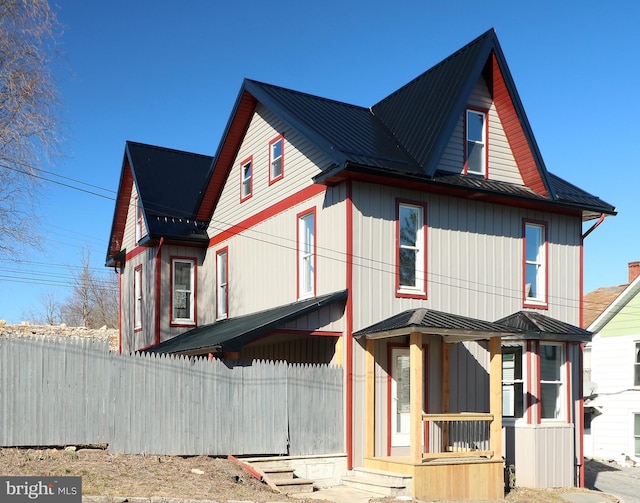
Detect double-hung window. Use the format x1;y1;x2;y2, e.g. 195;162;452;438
134;265;143;331
634;414;640;457
466;109;487;176
240;156;252;201
171;258;195;325
396;201;426;298
540;342;564;420
634;342;640;386
269;135;284;184
216;248;228;320
297;209;315;299
502;344;525;419
524;221;547;305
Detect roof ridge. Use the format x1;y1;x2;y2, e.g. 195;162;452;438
126;140;213;160
373;28;495;108
245;78;369;111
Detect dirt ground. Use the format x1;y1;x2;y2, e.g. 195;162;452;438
0;447;619;503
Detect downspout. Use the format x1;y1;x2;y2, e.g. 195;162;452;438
155;237;165;346
346;179;354;470
581;213;605;240
577;212;605;486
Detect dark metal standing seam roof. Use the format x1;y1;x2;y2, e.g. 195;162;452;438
353;307;518;340
125;141;214;243
496;311;592;342
370;30;494;174
243;80;421;175
146;290;348;355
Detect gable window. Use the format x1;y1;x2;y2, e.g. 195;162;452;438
134;265;142;331
297;209;315;299
240;156;252;201
465;109;487;175
396;201;427;298
540;342;564;420
524;221;547;305
502;344;525;419
269;135;284;184
135;196;144;243
171;258;196;325
216;248;228;320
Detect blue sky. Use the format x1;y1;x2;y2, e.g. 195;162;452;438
0;0;636;324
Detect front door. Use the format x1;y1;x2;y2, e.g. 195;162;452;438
391;347;411;447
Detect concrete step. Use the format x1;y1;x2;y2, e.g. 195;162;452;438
273;477;315;494
260;466;295;480
342;467;411;497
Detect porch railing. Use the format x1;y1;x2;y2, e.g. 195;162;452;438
422;413;493;460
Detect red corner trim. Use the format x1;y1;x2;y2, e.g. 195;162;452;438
491;53;548;197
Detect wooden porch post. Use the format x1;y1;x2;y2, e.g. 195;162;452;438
365;338;375;458
489;336;502;460
410;331;423;463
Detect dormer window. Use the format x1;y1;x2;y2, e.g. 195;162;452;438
465;109;487;176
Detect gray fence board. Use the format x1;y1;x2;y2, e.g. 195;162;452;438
0;335;342;456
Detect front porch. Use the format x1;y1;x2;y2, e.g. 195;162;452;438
354;309;516;501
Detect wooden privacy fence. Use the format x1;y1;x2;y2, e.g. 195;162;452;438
0;335;343;456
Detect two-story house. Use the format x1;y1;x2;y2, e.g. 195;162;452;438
106;29;615;500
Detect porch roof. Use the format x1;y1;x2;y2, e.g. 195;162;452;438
352;308;520;342
145;290;348;356
496;311;592;342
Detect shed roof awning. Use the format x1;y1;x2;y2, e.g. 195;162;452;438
353;308;520;342
146;290;348;356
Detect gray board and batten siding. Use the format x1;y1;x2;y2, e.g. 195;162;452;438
0;335;343;456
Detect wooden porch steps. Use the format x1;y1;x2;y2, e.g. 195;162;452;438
342;467;411;497
252;464;315;494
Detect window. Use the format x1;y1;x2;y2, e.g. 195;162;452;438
524;221;547;305
240;156;252;201
135;196;144;243
297;209;315;298
171;258;195;325
465;109;487;175
396;201;426;298
634;342;640;386
269;135;284;184
134;265;142;331
540;343;564;420
502;344;525;418
216;248;228;320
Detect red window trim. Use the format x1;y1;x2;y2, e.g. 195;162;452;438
268;134;285;185
240;155;253;202
386;342;429;456
133;264;143;333
463;107;489;178
296;207;316;300
395;199;428;299
216;247;229;320
522;218;549;309
170;256;197;327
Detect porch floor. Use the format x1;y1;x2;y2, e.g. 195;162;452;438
363;456;505;501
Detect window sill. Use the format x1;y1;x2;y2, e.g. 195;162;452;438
170;321;196;328
523;299;548;310
396;289;427;300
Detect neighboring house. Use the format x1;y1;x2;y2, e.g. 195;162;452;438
105;29;616;500
584;262;640;462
